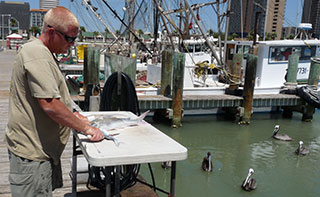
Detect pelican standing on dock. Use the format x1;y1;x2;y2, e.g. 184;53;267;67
272;125;292;141
242;168;257;191
202;152;213;172
295;141;309;156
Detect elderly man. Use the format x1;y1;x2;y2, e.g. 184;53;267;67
5;7;104;197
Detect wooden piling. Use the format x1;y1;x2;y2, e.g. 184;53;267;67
286;51;300;84
282;51;300;118
160;50;173;96
84;47;100;86
302;57;320;121
172;52;185;128
228;53;243;91
239;54;258;124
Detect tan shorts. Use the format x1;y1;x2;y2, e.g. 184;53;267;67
8;151;52;197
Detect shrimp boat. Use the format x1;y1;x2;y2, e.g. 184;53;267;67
138;38;320;96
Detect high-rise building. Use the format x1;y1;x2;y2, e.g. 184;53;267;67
0;1;30;37
228;0;286;40
301;0;320;38
40;0;59;10
30;9;48;28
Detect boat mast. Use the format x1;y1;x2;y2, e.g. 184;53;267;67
127;0;135;55
184;0;223;66
223;0;232;65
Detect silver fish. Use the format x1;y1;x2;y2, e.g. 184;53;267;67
89;110;149;131
87;110;150;146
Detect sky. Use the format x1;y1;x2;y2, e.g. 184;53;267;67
9;0;304;32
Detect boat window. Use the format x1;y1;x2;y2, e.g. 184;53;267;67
182;44;194;53
227;48;234;60
194;44;202;52
269;46;316;62
236;45;251;55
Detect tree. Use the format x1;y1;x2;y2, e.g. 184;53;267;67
10;18;18;33
93;31;99;41
207;29;214;36
80;26;86;32
137;29;144;37
115;30;121;36
271;32;277;40
30;26;40;37
79;26;86;42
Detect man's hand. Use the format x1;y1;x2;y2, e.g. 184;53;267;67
83;125;104;142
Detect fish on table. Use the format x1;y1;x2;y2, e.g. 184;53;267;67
86;110;150;146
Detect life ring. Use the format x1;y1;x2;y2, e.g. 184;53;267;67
297;86;320;108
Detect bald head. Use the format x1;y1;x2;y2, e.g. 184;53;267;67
43;6;79;33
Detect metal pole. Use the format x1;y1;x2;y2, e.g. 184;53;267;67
223;0;232;65
184;0;222;66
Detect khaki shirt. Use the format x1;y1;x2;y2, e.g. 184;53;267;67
6;39;72;165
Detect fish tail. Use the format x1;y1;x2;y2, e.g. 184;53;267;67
137;110;150;123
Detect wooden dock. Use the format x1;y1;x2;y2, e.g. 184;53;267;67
137;94;302;110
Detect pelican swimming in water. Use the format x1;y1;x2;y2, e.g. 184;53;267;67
242;168;257;191
272;125;292;141
161;161;172;169
295;141;309;156
202;152;213;172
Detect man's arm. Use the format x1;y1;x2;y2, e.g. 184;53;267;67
38;98;104;141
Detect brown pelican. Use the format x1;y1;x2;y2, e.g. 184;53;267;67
242;168;257;191
161;161;172;169
295;141;309;156
272;125;292;141
202;152;213;172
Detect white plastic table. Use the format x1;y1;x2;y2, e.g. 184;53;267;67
71;111;188;197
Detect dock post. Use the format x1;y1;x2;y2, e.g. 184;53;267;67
302;57;320;121
239;54;258;124
228;53;243;92
160;50;173;96
84;47;100;111
285;51;300;84
172;52;185;128
282;51;300;118
84;47;100;86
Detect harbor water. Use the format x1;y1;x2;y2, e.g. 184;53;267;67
140;110;320;197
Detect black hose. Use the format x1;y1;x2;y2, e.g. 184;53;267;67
100;72;140;115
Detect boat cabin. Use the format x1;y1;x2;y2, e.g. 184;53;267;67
225;39;320;88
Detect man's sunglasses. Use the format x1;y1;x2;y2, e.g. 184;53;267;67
48;25;77;43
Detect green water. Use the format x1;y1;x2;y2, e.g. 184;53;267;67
139;110;320;197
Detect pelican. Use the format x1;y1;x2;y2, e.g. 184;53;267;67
242;168;257;191
272;125;292;141
161;161;172;169
295;141;309;156
202;152;213;172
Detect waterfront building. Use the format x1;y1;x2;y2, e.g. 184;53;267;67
0;1;30;38
229;0;286;40
30;9;48;28
301;0;320;38
40;0;59;10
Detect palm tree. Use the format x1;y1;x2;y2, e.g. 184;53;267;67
207;29;214;37
30;26;40;37
93;31;99;41
115;30;121;36
79;26;86;42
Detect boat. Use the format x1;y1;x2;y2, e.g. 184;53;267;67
138;39;320;96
